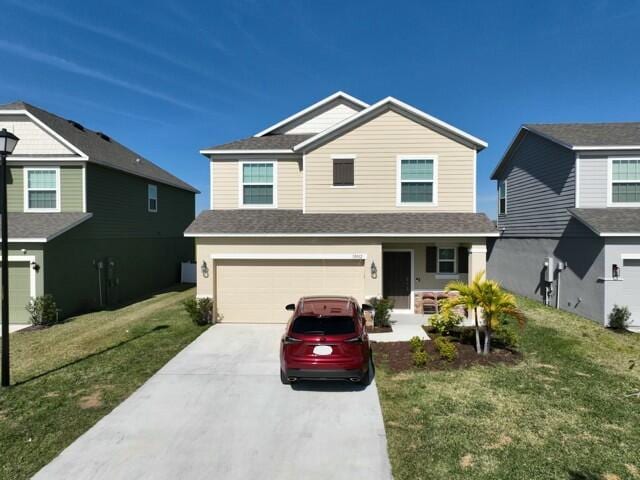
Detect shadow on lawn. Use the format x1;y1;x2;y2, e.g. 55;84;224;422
13;325;170;387
567;471;601;480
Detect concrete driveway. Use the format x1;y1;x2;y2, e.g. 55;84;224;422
34;324;393;480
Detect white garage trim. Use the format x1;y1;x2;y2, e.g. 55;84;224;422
0;255;37;298
621;253;640;260
210;253;368;260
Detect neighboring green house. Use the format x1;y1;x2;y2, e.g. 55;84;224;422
0;101;198;323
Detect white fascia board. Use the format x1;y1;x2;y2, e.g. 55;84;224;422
0;238;47;243
294;96;488;152
199;149;293;155
573;145;640;151
601;232;640;237
0;109;89;160
253;91;369;137
210;252;368;260
186;232;500;238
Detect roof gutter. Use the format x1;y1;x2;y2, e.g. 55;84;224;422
185;232;500;238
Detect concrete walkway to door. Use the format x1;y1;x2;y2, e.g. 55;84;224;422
33;324;393;480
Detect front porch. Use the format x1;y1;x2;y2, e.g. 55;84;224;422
380;240;487;315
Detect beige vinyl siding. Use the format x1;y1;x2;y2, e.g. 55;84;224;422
304;109;476;213
0;114;73;155
4;165;84;212
211;158;302;209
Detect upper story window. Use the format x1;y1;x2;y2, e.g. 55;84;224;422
332;155;355;187
397;156;437;205
611;159;640;205
498;180;507;214
240;161;276;207
148;184;158;212
438;247;456;273
24;167;60;212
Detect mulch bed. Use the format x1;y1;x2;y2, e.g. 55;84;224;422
367;325;393;333
372;333;522;372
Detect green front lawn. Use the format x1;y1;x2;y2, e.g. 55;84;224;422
376;297;640;480
0;286;207;480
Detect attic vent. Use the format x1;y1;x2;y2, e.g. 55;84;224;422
69;120;85;131
96;131;110;142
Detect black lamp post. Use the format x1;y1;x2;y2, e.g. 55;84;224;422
0;128;19;387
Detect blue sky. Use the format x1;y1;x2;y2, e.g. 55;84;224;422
2;0;640;216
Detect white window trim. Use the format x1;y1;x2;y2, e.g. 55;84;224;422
148;184;158;213
498;179;507;215
607;157;640;207
396;155;438;207
23;167;61;213
238;160;278;208
331;154;357;189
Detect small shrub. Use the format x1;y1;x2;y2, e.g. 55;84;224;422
412;349;429;367
459;328;476;345
493;324;520;348
429;310;462;335
434;336;458;362
608;305;631;330
371;297;394;328
409;336;424;352
26;294;59;326
183;297;214;325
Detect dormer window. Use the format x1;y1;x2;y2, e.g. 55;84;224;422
24;167;60;212
240;161;277;207
611;159;640;205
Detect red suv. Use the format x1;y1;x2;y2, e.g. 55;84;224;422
280;296;373;385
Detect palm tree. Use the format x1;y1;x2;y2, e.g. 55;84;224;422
442;272;525;355
441;272;484;353
475;278;526;354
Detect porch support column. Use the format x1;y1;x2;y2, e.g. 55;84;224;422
468;242;488;325
468;242;487;284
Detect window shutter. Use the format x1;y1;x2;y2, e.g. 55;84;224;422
426;246;437;272
333;158;354;186
458;247;469;273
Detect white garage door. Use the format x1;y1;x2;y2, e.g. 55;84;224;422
216;259;365;323
622;259;640;327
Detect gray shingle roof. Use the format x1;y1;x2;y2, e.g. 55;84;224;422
185;209;497;235
202;134;313;151
569;208;640;235
526;123;640;148
1;101;198;193
1;212;92;241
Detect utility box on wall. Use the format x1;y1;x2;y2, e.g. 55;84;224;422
545;257;555;283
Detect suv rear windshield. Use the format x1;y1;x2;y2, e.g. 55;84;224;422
291;316;356;335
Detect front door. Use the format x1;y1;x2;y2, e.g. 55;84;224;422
383;251;412;310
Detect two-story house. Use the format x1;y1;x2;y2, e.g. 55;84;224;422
185;92;497;323
0;101;198;323
488;123;640;328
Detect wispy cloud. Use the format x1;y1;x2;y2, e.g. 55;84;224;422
7;0;264;99
0;39;209;114
8;1;219;81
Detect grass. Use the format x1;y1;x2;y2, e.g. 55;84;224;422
376;296;640;480
0;286;207;480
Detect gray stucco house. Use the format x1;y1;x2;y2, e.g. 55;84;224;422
488;123;640;328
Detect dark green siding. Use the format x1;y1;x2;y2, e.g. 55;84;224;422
3;165;83;212
43;163;195;318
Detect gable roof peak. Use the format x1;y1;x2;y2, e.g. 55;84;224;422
253;91;368;137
